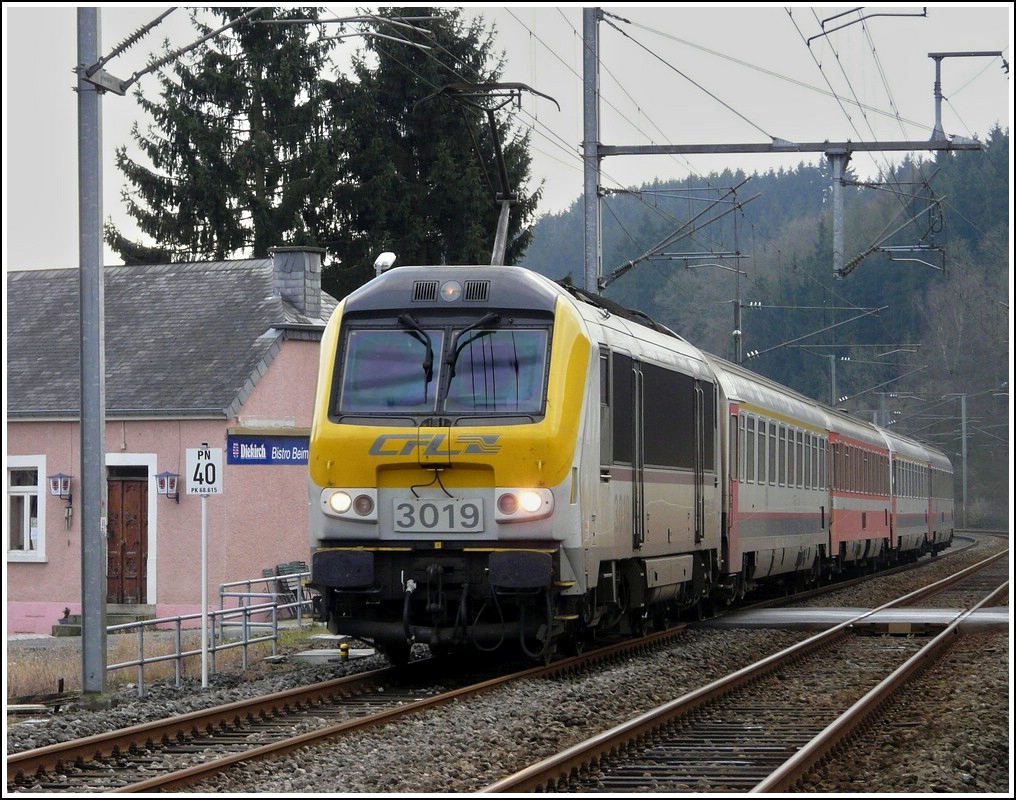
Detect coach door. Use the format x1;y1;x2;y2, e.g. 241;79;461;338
106;471;148;605
693;382;707;543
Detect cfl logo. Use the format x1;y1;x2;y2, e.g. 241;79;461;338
368;433;501;456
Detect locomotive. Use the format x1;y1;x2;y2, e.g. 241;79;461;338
307;262;954;664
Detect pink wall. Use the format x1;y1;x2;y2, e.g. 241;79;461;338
5;339;322;635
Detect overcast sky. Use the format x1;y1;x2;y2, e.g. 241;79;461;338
3;3;1012;269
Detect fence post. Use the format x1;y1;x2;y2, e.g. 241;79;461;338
241;606;250;671
175;621;183;688
136;627;146;699
210;611;217;677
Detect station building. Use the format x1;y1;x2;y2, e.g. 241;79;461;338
5;247;337;634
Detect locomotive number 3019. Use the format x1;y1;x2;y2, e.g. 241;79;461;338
394;498;484;532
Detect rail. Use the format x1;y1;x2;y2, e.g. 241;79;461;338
106;570;315;698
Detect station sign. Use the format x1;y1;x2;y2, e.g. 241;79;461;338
227;435;309;466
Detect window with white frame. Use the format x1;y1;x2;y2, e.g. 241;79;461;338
7;456;46;562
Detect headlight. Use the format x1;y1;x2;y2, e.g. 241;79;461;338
494;488;553;522
321;488;377;522
329;491;352;514
519;490;543;513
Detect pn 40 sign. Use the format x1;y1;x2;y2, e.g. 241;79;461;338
186;447;224;496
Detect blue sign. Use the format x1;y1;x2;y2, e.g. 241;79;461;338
227;435;309;466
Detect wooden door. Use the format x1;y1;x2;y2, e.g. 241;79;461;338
106;479;148;604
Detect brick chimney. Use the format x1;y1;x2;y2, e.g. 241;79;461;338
270;246;325;318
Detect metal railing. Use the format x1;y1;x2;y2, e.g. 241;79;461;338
106;570;315;697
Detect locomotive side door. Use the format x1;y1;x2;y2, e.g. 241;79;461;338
599;350;644;551
633;361;646;550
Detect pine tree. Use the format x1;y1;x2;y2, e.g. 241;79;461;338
319;7;540;298
105;7;337;264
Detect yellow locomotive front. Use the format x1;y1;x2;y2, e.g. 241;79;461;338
308;264;591;663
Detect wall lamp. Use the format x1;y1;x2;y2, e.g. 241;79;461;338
48;473;73;528
156;471;180;503
48;473;72;500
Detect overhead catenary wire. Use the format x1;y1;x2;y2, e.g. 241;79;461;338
600;10;778;144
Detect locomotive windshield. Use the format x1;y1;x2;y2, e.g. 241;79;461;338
339;329;445;413
335;322;549;419
445;328;548;414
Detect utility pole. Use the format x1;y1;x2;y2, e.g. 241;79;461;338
77;7;108;695
958;393;968;528
582;8;601;295
827;355;837;407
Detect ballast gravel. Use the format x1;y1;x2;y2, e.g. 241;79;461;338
7;533;1009;793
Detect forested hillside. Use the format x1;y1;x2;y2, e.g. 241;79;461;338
520;126;1009;526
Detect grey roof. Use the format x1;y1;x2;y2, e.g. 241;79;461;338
6;258;338;418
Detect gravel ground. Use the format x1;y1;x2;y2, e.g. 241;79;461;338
6;533;1010;793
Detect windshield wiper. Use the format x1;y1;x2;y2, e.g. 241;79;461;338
398;312;434;384
445;312;501;380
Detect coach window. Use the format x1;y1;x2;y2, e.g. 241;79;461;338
796;430;804;488
776;425;785;486
784;426;791;486
701;382;716;472
818;436;824;488
811;434;819;489
757;419;767;484
803;432;811;489
746;416;756;483
804;433;811;489
736;413;745;482
788;428;796;487
739;412;747;481
7;456;46;563
768;422;777;486
812;436;819;489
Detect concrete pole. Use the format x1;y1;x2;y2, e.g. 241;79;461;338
827;355;837;407
77;7;108;694
960;393;968;528
828;150;848;278
582;8;601;294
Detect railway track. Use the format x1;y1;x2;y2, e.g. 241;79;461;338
7;544;1005;793
6;629;692;793
482;551;1008;793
